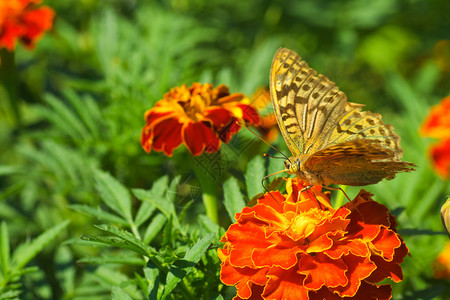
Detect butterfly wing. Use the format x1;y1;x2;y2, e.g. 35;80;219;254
270;48;405;160
270;48;347;157
303;140;415;186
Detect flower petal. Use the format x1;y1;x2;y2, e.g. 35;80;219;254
299;253;348;290
182;122;220;155
150;118;183;156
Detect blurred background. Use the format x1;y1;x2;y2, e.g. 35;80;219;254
1;0;449;299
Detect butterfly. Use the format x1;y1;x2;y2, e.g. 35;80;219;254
270;48;415;186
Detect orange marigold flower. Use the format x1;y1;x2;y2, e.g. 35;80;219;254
218;178;408;300
141;83;261;156
429;138;450;179
0;0;54;51
421;96;450;139
433;241;450;280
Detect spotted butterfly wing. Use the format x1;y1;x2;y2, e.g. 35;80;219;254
270;48;415;186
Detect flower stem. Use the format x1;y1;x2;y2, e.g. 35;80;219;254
0;49;21;128
190;153;221;224
202;185;219;224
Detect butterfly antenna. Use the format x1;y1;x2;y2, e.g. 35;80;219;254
236;121;290;161
263;153;286;160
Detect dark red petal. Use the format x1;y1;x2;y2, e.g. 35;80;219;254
182;122;220;155
351;281;392;300
219;119;240;143
237;104;261;126
367;253;404;283
150;118;183;156
332;255;376;297
204;107;233;129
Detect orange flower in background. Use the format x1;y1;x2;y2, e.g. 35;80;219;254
421;96;450;139
430;139;450;178
433;241;450;280
250;88;279;142
218;178;408;300
0;0;54;51
141;83;261;156
421;96;450;178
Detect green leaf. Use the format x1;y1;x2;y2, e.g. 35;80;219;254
0;289;21;299
0;222;10;275
111;286;133;300
78;255;146;265
63;89;103;140
142;213;167;245
13;220;70;269
144;265;161;299
39;93;89;141
94;170;132;223
223;177;245;221
94;266;141;299
245;155;265;199
162;233;215;298
134;201;156;228
70;204;128;225
198;215;220;235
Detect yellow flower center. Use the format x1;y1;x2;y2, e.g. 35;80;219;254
290;208;331;238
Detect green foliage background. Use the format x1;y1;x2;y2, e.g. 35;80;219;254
0;0;449;299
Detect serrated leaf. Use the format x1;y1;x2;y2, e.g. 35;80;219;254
13;220;70;269
94;170;132;223
223;177;245;221
245;156;265;199
132;189;175;223
41;93;89;140
63;89;102;140
80;234;148;257
94;224;158;258
162;233;215;298
70;204;128;225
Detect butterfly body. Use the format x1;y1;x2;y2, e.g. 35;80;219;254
270;48;415;186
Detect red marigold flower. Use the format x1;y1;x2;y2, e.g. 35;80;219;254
141;83;261;156
421;96;450;139
218;179;408;300
0;0;54;51
429;138;450;179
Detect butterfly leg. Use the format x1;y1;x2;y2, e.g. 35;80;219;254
322;186;351;202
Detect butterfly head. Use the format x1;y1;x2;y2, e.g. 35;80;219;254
284;157;301;175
